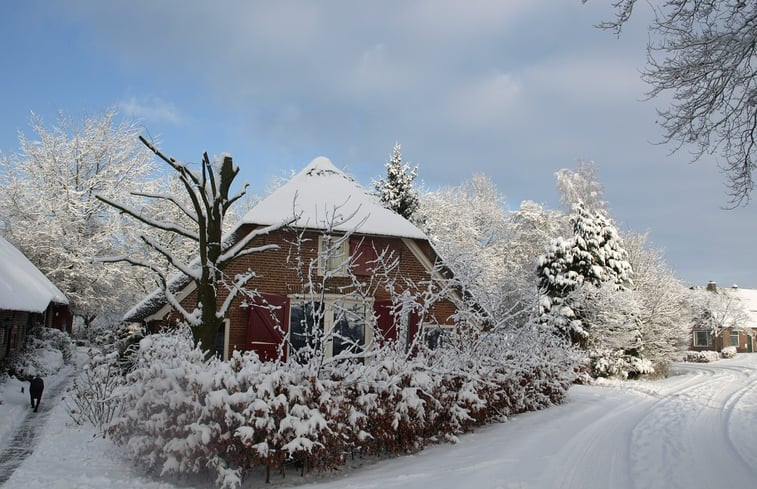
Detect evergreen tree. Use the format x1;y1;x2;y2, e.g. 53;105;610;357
373;143;419;220
537;202;633;346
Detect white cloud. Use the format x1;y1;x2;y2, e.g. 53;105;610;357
118;96;185;125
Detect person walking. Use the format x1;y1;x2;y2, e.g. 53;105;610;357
29;375;44;412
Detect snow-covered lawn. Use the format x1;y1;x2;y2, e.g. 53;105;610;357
2;354;756;489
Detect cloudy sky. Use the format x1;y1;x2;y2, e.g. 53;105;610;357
1;0;755;288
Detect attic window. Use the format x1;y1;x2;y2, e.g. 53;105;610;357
318;234;349;277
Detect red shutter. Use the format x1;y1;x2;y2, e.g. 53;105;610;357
246;293;289;362
374;300;395;344
350;239;378;276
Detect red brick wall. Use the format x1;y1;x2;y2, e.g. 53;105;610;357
161;226;460;354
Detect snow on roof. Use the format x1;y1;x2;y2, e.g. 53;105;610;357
241;157;427;240
731;287;757;327
0;235;68;313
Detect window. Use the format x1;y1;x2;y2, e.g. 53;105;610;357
318;234;349;276
423;325;454;350
288;296;373;362
289;302;323;361
214;319;230;361
730;330;740;347
694;330;712;347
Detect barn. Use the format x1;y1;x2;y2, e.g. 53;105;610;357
124;157;464;361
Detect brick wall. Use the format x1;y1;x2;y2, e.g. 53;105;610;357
161;226;460;354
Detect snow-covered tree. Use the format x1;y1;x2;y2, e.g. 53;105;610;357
373;143;420;220
586;0;757;205
418;174;509;315
96;137;283;353
537;202;633;347
623;231;692;370
0;109;159;327
556;160;606;213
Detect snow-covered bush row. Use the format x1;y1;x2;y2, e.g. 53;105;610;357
720;346;737;358
9;326;75;378
684;350;720;363
107;325;576;488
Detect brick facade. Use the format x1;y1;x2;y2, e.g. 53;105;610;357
155;225;461;359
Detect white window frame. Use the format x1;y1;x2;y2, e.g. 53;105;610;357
422;323;455;350
288;294;375;360
317;234;350;277
693;330;713;347
729;330;740;347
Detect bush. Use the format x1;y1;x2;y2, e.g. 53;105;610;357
107;324;577;488
684;350;720;363
720;346;737;358
9;326;75;378
66;350;127;434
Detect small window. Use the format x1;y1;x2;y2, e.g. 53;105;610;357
318;235;349;276
730;330;740;347
424;325;453;350
694;330;712;347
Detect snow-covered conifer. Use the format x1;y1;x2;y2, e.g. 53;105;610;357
373;143;420;220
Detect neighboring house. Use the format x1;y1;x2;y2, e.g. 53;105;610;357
125;157;463;361
0;235;70;362
691;282;756;353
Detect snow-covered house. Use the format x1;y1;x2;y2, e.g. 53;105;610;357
125;157;463;361
691;282;756;353
0;235;70;362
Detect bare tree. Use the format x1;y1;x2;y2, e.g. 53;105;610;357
97;137;283;353
586;0;757;205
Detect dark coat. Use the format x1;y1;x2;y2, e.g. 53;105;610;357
30;376;44;399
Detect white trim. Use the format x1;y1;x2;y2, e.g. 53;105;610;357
222;319;230;361
401;238;465;308
287;294;375;360
144;281;198;323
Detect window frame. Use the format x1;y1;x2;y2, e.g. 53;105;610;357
729;330;740;347
693;330;713;347
422;323;455;350
287;294;375;361
317;234;350;277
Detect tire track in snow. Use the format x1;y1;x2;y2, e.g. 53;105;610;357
628;360;757;489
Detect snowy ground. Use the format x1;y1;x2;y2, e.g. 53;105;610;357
1;355;756;489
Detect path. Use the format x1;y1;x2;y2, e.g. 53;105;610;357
0;369;73;486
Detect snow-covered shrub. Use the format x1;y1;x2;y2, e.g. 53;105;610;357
66;350;126;434
721;346;737;358
108;321;577;488
9;326;74;378
684;350;720;363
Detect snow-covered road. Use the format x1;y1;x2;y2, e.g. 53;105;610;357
2;355;756;489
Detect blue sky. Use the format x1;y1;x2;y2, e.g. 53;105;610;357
1;0;755;288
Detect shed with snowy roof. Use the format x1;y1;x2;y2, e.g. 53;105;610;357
0;235;70;361
125;157;463;361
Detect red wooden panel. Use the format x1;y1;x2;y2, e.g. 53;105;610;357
350;239;378;276
373;300;395;344
246;293;289;362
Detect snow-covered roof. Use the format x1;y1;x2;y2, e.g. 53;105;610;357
731;287;757;327
0;235;68;313
241;157;427;240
